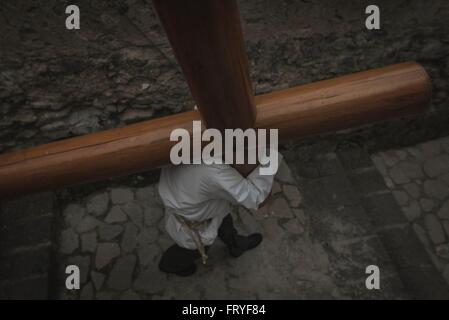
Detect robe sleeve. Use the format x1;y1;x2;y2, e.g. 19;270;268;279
212;153;283;210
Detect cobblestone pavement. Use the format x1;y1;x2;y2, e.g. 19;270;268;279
372;136;449;286
56;150;424;300
58;160;346;300
4;139;448;299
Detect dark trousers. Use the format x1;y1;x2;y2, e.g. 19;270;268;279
159;214;235;274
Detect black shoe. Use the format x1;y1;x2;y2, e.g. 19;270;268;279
161;263;197;277
228;233;263;258
218;214;263;258
158;244;199;277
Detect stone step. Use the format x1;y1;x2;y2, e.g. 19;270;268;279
0;192;57;299
284;145;408;299
283;141;449;299
371;137;449;298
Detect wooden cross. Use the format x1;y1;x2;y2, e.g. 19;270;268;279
0;0;431;198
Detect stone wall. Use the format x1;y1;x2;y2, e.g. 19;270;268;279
0;0;448;153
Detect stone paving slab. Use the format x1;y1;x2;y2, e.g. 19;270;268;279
284;147;411;299
4;140;448;299
55;161;349;300
372;136;449;287
55;155;413;299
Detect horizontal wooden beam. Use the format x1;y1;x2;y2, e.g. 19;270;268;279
0;62;431;198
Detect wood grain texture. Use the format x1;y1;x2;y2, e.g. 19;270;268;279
151;0;256;131
0;62;432;198
255;61;432;140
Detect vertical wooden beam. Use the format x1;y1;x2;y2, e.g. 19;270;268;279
152;0;256;132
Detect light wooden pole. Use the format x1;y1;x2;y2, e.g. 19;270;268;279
152;0;259;176
0;62;431;198
152;0;256;132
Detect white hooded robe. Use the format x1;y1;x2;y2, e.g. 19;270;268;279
158;159;279;249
